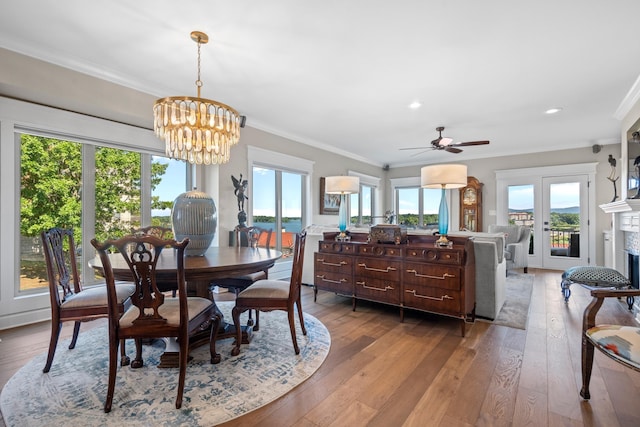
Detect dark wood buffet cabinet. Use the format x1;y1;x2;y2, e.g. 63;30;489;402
314;232;476;336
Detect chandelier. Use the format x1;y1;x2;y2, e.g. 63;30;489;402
153;31;241;165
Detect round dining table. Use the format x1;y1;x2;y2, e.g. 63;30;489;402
90;246;282;298
89;245;283;367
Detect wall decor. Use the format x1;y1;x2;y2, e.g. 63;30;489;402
319;177;340;215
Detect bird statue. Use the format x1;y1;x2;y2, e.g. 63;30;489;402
607;154;619;202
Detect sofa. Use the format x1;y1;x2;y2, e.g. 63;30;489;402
302;225;507;320
487;225;530;273
449;231;507;319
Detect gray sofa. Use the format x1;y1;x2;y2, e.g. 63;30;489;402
487;225;530;273
449;231;507;320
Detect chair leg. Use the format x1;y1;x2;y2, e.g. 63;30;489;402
120;339;130;366
231;306;244;356
69;321;81;349
43;321;62;373
287;309;300;354
297;297;307;336
175;333;189;409
210;313;221;364
104;337;119;413
254;310;260;331
131;338;144;368
580;335;595;400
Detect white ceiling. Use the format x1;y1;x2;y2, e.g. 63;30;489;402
1;0;640;167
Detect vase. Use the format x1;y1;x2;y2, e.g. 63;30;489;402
171;190;217;256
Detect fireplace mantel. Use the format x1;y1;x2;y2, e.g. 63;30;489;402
599;199;640;214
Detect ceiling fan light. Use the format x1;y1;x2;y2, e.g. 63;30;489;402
440;137;453;146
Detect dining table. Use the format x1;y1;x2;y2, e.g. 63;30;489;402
89;245;283;367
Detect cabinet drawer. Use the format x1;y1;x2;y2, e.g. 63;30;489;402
355;257;401;281
354;277;401;304
318;241;358;254
403;283;461;315
357;244;402;258
314;270;353;295
405;247;461;265
403;261;460;290
315;252;353;273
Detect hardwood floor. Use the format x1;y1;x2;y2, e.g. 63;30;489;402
1;269;640;426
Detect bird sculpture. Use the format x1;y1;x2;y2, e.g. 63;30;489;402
607;154;619;202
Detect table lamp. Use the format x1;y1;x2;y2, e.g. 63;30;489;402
421;164;467;247
325;175;360;241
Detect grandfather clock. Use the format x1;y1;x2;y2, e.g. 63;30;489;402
459;176;483;232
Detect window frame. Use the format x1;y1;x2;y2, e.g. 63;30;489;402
0;96;172;329
247;145;313;249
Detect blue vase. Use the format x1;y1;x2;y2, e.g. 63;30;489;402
171;190;217;256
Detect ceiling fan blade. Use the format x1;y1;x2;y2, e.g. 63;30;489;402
399;146;431;151
410;149;431;157
445;146;463;154
453;140;490;147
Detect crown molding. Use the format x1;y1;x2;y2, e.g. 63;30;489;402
614;73;640;121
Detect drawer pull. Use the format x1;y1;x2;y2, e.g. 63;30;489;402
317;258;348;267
357;263;397;273
316;275;347;284
405;289;454;301
356;281;394;292
406;270;455;280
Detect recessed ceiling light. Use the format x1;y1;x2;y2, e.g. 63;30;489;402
545;107;563;114
409;101;422;109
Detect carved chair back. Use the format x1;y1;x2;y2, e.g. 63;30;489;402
234;225;272;249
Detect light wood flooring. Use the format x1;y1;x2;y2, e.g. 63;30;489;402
1;269;640;426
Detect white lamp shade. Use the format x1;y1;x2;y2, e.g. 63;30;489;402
325;176;360;194
421;164;467;189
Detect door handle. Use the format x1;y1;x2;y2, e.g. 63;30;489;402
544;228;550;231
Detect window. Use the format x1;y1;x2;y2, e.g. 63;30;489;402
347;171;380;226
151;156;188;228
252;166;304;256
394;184;442;229
18;134;187;293
246;146;313;263
350;183;374;225
20;135;83;292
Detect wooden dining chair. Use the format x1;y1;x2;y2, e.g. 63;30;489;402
213;225;273;327
91;234;221;412
580;287;640;400
41;227;136;373
231;230;307;356
132;225;173;239
132;226;176;295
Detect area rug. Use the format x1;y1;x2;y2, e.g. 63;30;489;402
0;301;331;427
492;272;534;330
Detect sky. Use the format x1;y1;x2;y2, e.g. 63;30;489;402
151;156;187;216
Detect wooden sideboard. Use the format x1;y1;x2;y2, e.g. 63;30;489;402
313;232;476;336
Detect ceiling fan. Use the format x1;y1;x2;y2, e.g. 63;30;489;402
400;126;490;155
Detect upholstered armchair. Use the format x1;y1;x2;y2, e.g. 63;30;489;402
488;225;531;273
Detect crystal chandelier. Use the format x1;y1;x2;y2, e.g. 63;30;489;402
153;31;241;165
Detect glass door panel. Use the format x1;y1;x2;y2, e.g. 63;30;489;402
542;176;589;270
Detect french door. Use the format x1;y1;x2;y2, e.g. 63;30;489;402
541;175;590;270
497;163;596;271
